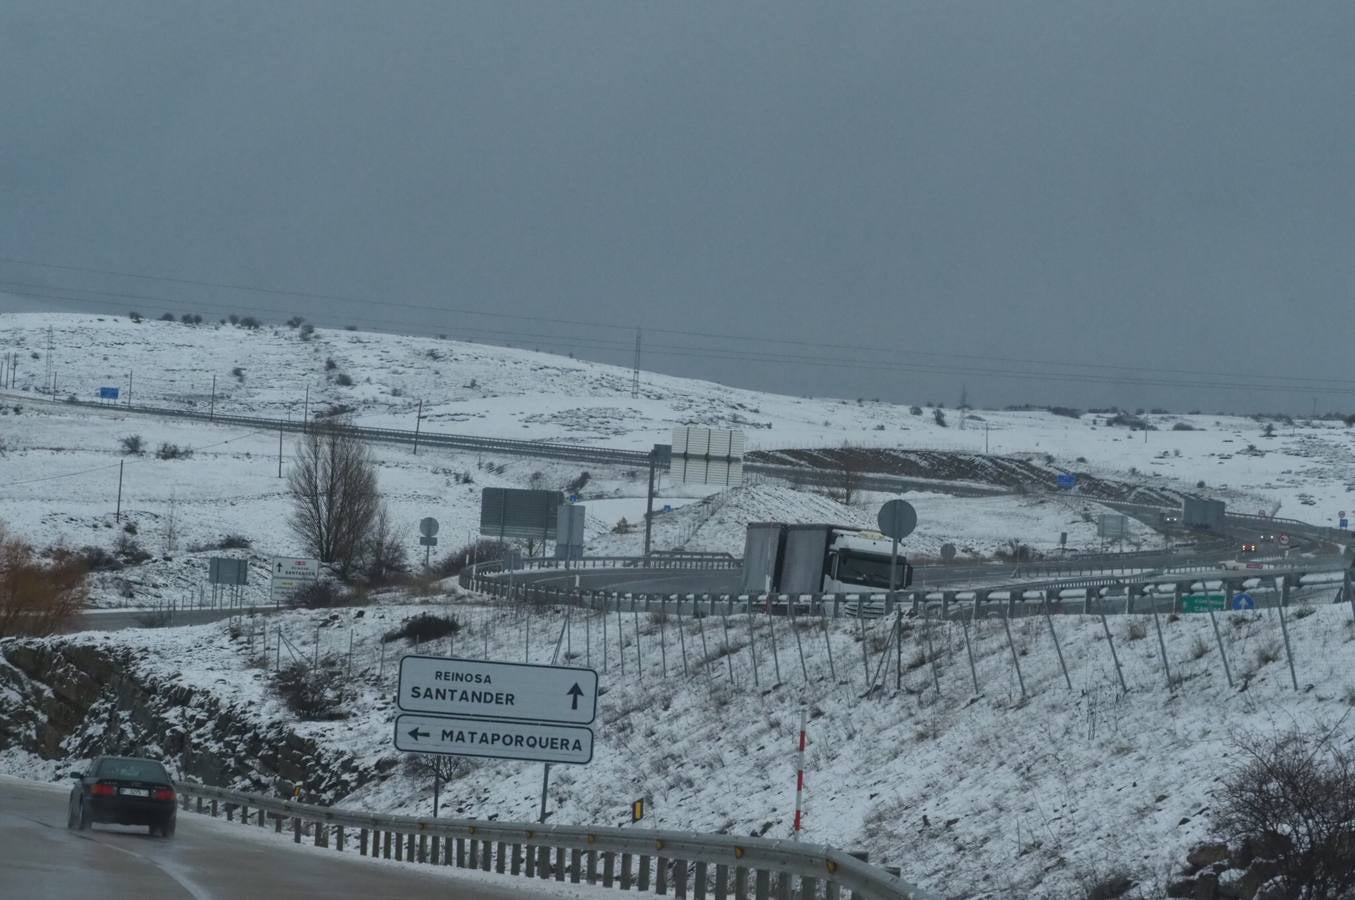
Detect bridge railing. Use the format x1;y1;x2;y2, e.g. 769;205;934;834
173;781;934;900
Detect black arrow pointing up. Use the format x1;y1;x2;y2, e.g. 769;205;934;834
566;683;584;710
408;727;429;741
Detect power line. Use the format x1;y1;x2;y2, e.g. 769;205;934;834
7;283;1355;398
4;254;1353;389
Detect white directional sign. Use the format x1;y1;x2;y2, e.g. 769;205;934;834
394;714;594;765
396;656;599;726
269;556;319;603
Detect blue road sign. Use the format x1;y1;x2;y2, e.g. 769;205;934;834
98;386;120;400
1232;592;1256;611
662;504;672;513
568;494;579;503
1342;518;1350;530
1056;474;1076;490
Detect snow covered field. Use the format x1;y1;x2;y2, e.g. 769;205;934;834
4;310;1351;610
4;591;1354;898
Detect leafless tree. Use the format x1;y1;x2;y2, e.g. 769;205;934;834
836;443;865;506
361;505;409;584
288;422;381;580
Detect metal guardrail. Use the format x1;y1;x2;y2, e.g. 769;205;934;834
464;558;1355;622
174;781;935;900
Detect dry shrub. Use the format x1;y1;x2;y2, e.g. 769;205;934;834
1214;726;1355;899
0;525;87;637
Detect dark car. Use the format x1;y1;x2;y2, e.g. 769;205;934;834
67;756;177;837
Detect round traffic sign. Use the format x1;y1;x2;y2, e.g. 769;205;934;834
1278;533;1289;546
419;517;440;538
1232;592;1256;611
940;543;957;561
877;499;918;540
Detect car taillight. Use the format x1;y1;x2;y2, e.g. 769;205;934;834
152;788;175;802
89;783;116;797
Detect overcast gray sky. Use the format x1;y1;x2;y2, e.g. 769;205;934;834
2;2;1352;413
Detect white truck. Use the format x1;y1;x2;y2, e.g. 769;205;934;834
739;523;913;594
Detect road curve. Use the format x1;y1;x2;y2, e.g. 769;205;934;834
0;776;605;900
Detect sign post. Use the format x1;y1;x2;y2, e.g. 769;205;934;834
419;517;440;569
269;557;319;606
876;499;918;600
394;656;599;821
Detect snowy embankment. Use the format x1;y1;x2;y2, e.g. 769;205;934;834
4;588;1353;898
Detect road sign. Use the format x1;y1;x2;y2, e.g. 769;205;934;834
1097;514;1129;540
98;386;120;400
1278;533;1290;546
419;535;438;547
419;517;439;538
1232;592;1256;611
876;500;918;540
1342;519;1350;530
670;427;744;487
269;557;319;602
1181;593;1226;613
1056;473;1076;489
480;488;562;540
940;543;957;561
394;714;593;765
662;504;673;513
568;494;579;503
208;557;249;586
397;656;599;726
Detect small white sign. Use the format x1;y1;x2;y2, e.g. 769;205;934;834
397;656;598;726
269;556;320;602
394;714;593;765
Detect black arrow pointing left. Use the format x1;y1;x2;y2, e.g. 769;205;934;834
408;727;429;741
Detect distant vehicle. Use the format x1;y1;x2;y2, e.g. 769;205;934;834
67;756;177;837
1260;533;1275;543
1239;543;1258;555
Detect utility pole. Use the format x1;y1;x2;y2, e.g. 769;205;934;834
413;399;423;455
643;445;658;557
631;329;641;399
302;386;309;430
209;375;216;420
127;371;133;406
278;424;284;478
115;460;124;522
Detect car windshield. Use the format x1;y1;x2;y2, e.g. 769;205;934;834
96;759;169;782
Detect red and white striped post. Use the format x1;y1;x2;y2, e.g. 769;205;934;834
793;708;807;840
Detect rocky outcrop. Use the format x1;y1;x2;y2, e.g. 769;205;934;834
1166;837;1292;900
0;637;366;802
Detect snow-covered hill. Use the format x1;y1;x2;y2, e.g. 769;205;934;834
4;593;1354;898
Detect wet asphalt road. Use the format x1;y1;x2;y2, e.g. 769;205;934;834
0;777;594;900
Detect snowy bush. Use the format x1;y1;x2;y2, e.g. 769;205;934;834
119;434;145;455
155;442;193;460
273;660;350;720
382;613;460;645
287;581;346;609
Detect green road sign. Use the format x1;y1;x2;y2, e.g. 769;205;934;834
1181;594;1226;613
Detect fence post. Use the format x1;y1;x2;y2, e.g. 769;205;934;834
1150;589;1173;690
1043;591;1072;691
1001;611;1026;700
1100;613;1128;694
1277;576;1299;691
